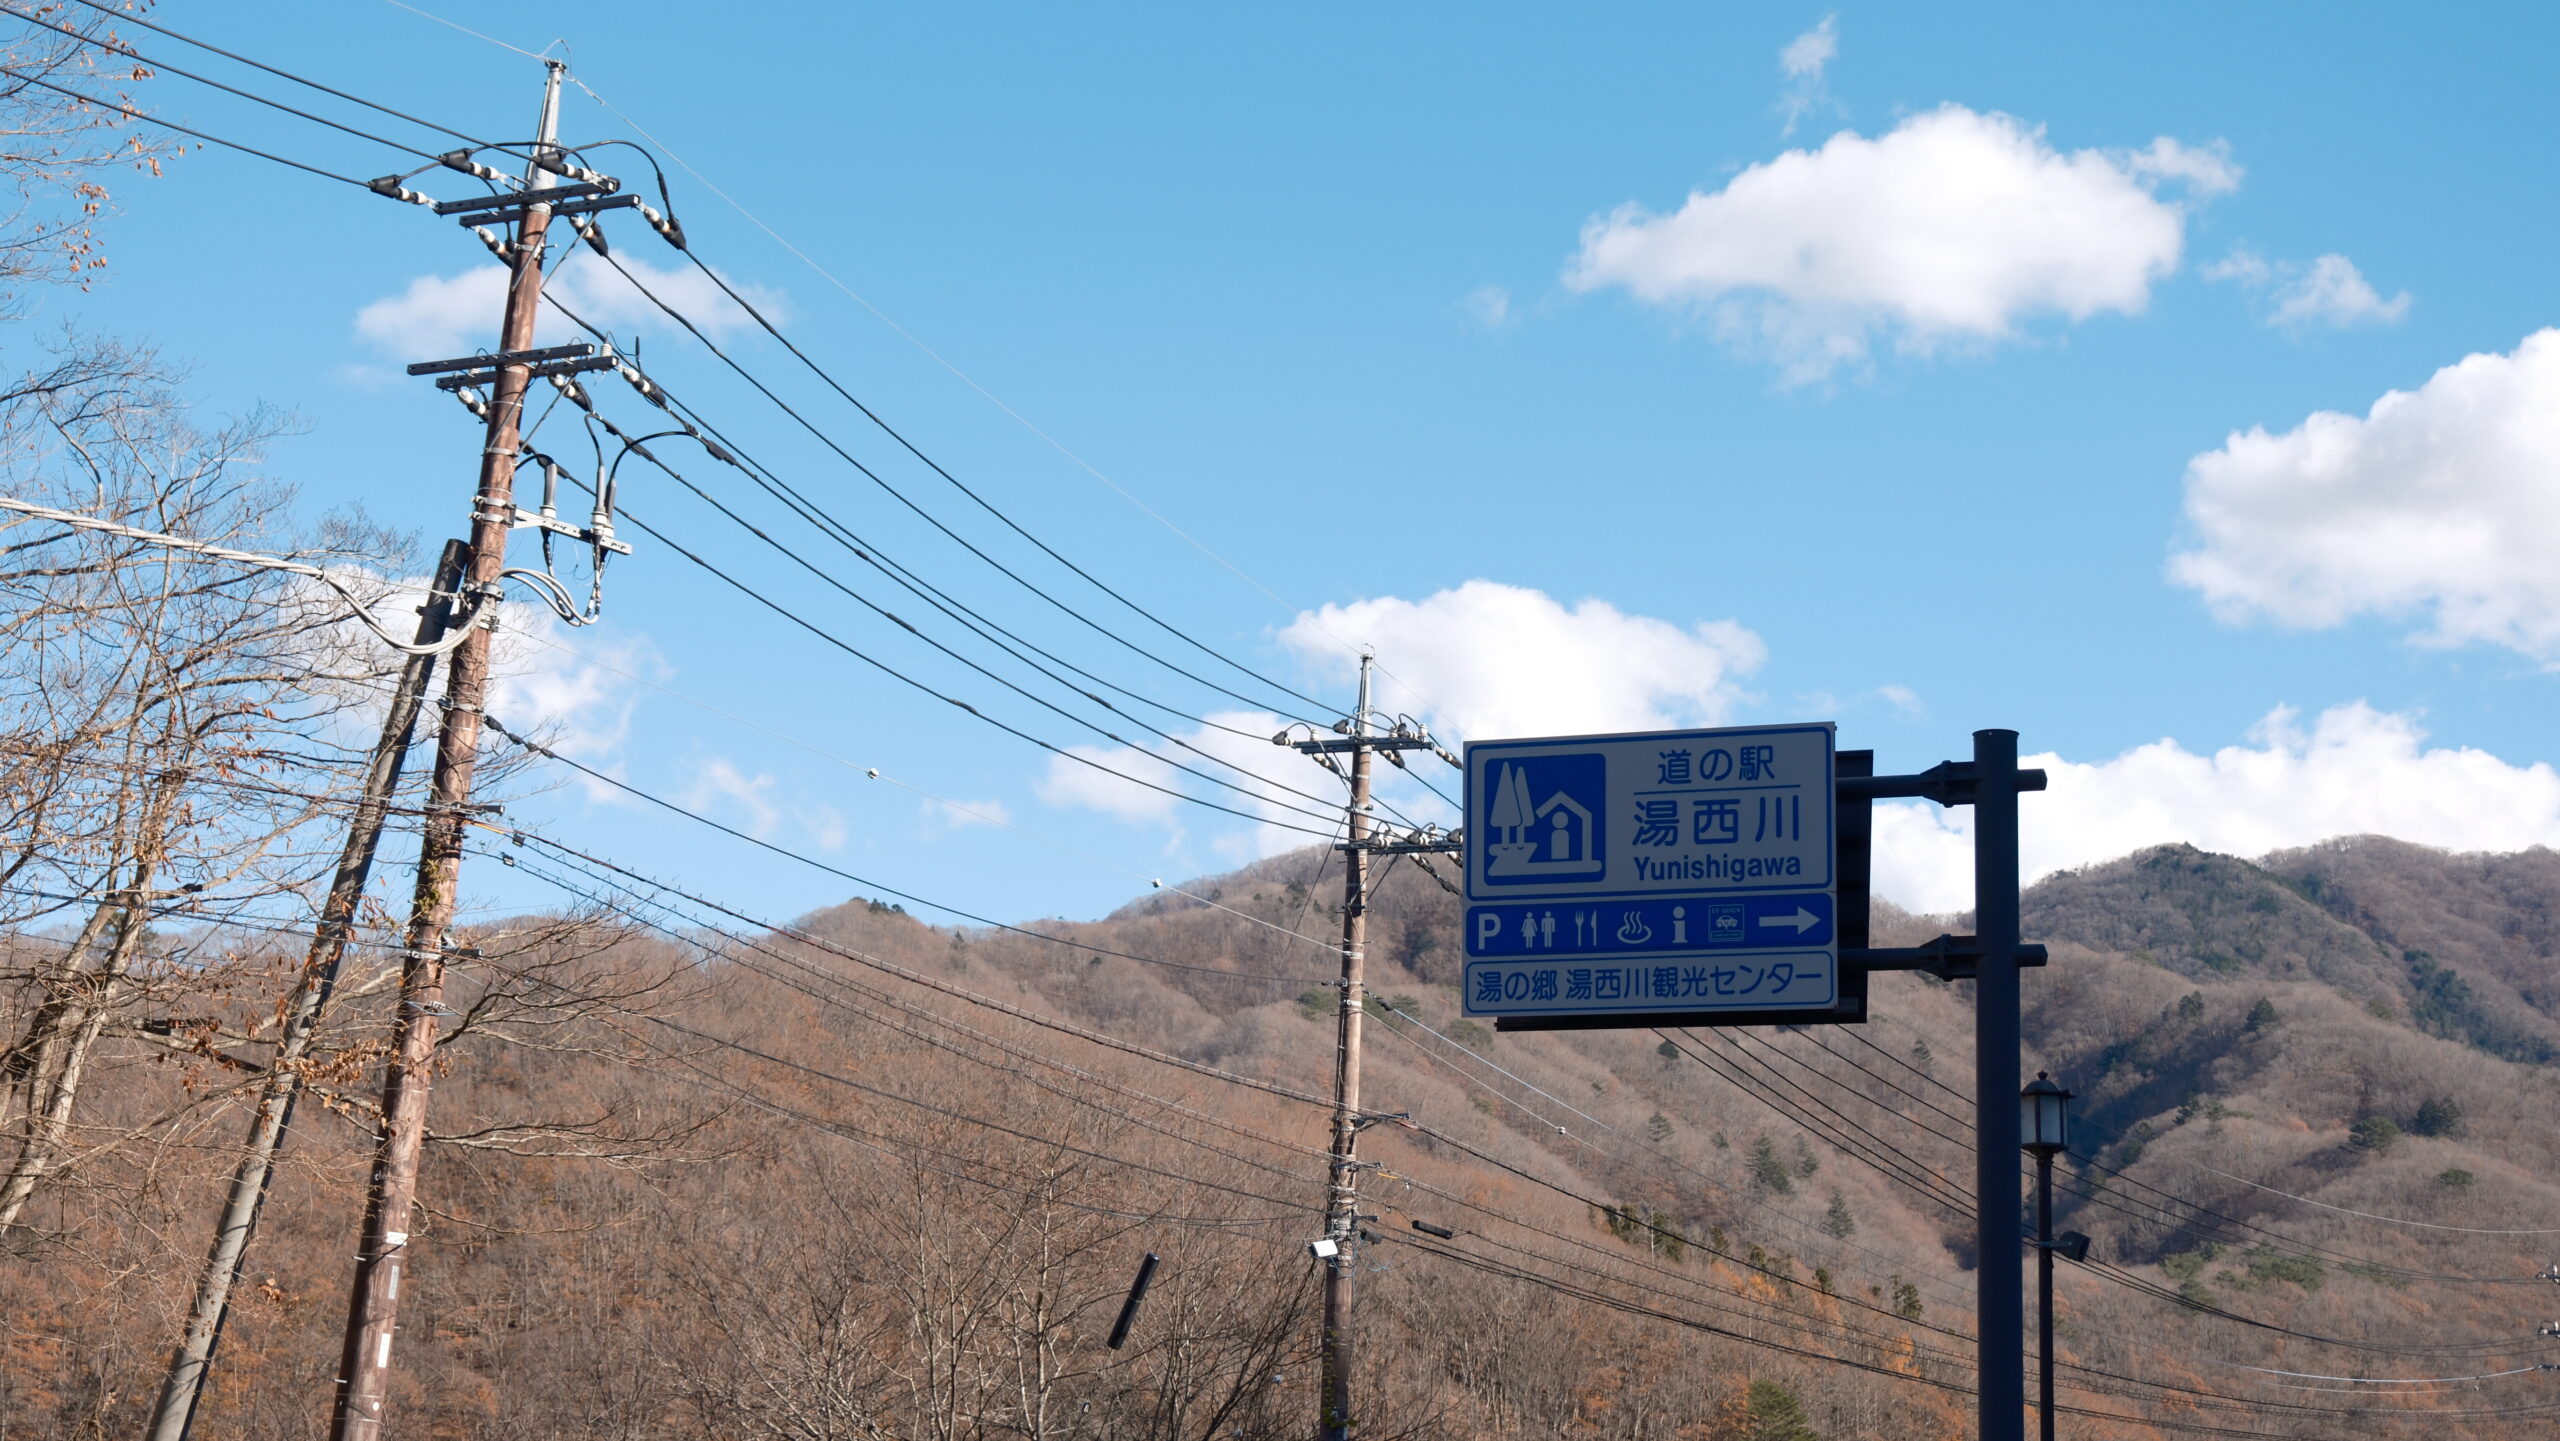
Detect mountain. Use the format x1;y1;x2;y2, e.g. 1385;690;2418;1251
5;836;2556;1439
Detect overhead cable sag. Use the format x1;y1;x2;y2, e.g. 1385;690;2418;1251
551;69;1448;727
0;495;484;655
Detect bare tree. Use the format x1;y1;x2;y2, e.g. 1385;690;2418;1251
0;0;174;303
0;352;407;1235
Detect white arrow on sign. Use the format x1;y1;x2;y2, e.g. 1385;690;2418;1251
1757;907;1820;934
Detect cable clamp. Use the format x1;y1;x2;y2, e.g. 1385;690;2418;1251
634;201;687;250
434;149;515;186
364;175;435;207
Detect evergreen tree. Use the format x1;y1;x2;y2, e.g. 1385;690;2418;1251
2349;1115;2401;1155
2411;1095;2465;1137
1738;1379;1821;1440
1748;1136;1794;1195
1822;1190;1857;1240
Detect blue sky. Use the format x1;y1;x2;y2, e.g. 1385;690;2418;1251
47;2;2560;920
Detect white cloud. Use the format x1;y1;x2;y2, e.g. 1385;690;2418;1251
681;757;779;839
1279;580;1765;744
2170;328;2560;660
2206;248;2408;329
1780;15;1838;78
354;254;782;360
798;802;849;851
1565;105;2229;381
1777;15;1840;137
1873;704;2560;913
1033;710;1330;862
1462;284;1514;330
921;795;1013;833
487;613;663;770
2116;137;2242;195
2200;248;2271;287
295;563;661;804
1876;684;1925;719
2272;254;2409;328
1036;741;1183;826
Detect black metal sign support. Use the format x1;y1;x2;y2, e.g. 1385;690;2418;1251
1965;728;2038;1441
1487;729;2047;1441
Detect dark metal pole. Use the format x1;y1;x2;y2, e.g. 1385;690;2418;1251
2037;1152;2056;1441
1974;728;2025;1441
1107;1252;1160;1350
147;543;468;1441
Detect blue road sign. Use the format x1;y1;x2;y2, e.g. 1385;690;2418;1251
1463;723;1836;1019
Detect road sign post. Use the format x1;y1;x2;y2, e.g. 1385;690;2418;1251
1461;723;2046;1441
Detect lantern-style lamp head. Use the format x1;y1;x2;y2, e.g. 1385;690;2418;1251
2021;1072;2072;1156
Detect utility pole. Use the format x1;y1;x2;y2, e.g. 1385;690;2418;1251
1284;654;1450;1441
146;544;468;1441
327;61;568;1441
1317;653;1374;1441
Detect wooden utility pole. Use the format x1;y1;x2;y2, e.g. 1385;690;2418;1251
1283;654;1448;1441
1317;653;1375;1441
327;61;567;1441
146;543;468;1441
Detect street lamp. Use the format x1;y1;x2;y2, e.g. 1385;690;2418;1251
2020;1073;2086;1441
2022;1073;2070;1156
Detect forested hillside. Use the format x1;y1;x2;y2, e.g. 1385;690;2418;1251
7;831;2556;1439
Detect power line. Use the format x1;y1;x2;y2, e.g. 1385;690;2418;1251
477;824;1337;1111
480;716;1333;985
2197;1163;2560;1236
563;404;1352;831
1656;1022;2553;1362
614;1027;1304;1234
9;5;450;166
559;243;1329;725
0;495;484;654
474;473;1339;838
1834;1020;2550;1290
2;68;374;187
491;840;1338;1182
633;241;1338;719
494;834;2003;1397
1656;1028;1976;1218
504;626;1345;954
1391;1237;2559;1436
1359;999;1982;1312
575;386;1346;795
62;0;537;162
496;344;1345;835
554;70;1440;728
13;28;1431;833
45;842;2560;1423
641;1011;1310;1216
374;0;556;61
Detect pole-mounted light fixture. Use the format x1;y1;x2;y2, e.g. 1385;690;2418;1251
2021;1071;2072;1156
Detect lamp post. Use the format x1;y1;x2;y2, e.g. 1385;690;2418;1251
2020;1073;2082;1441
2021;1074;2068;1441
